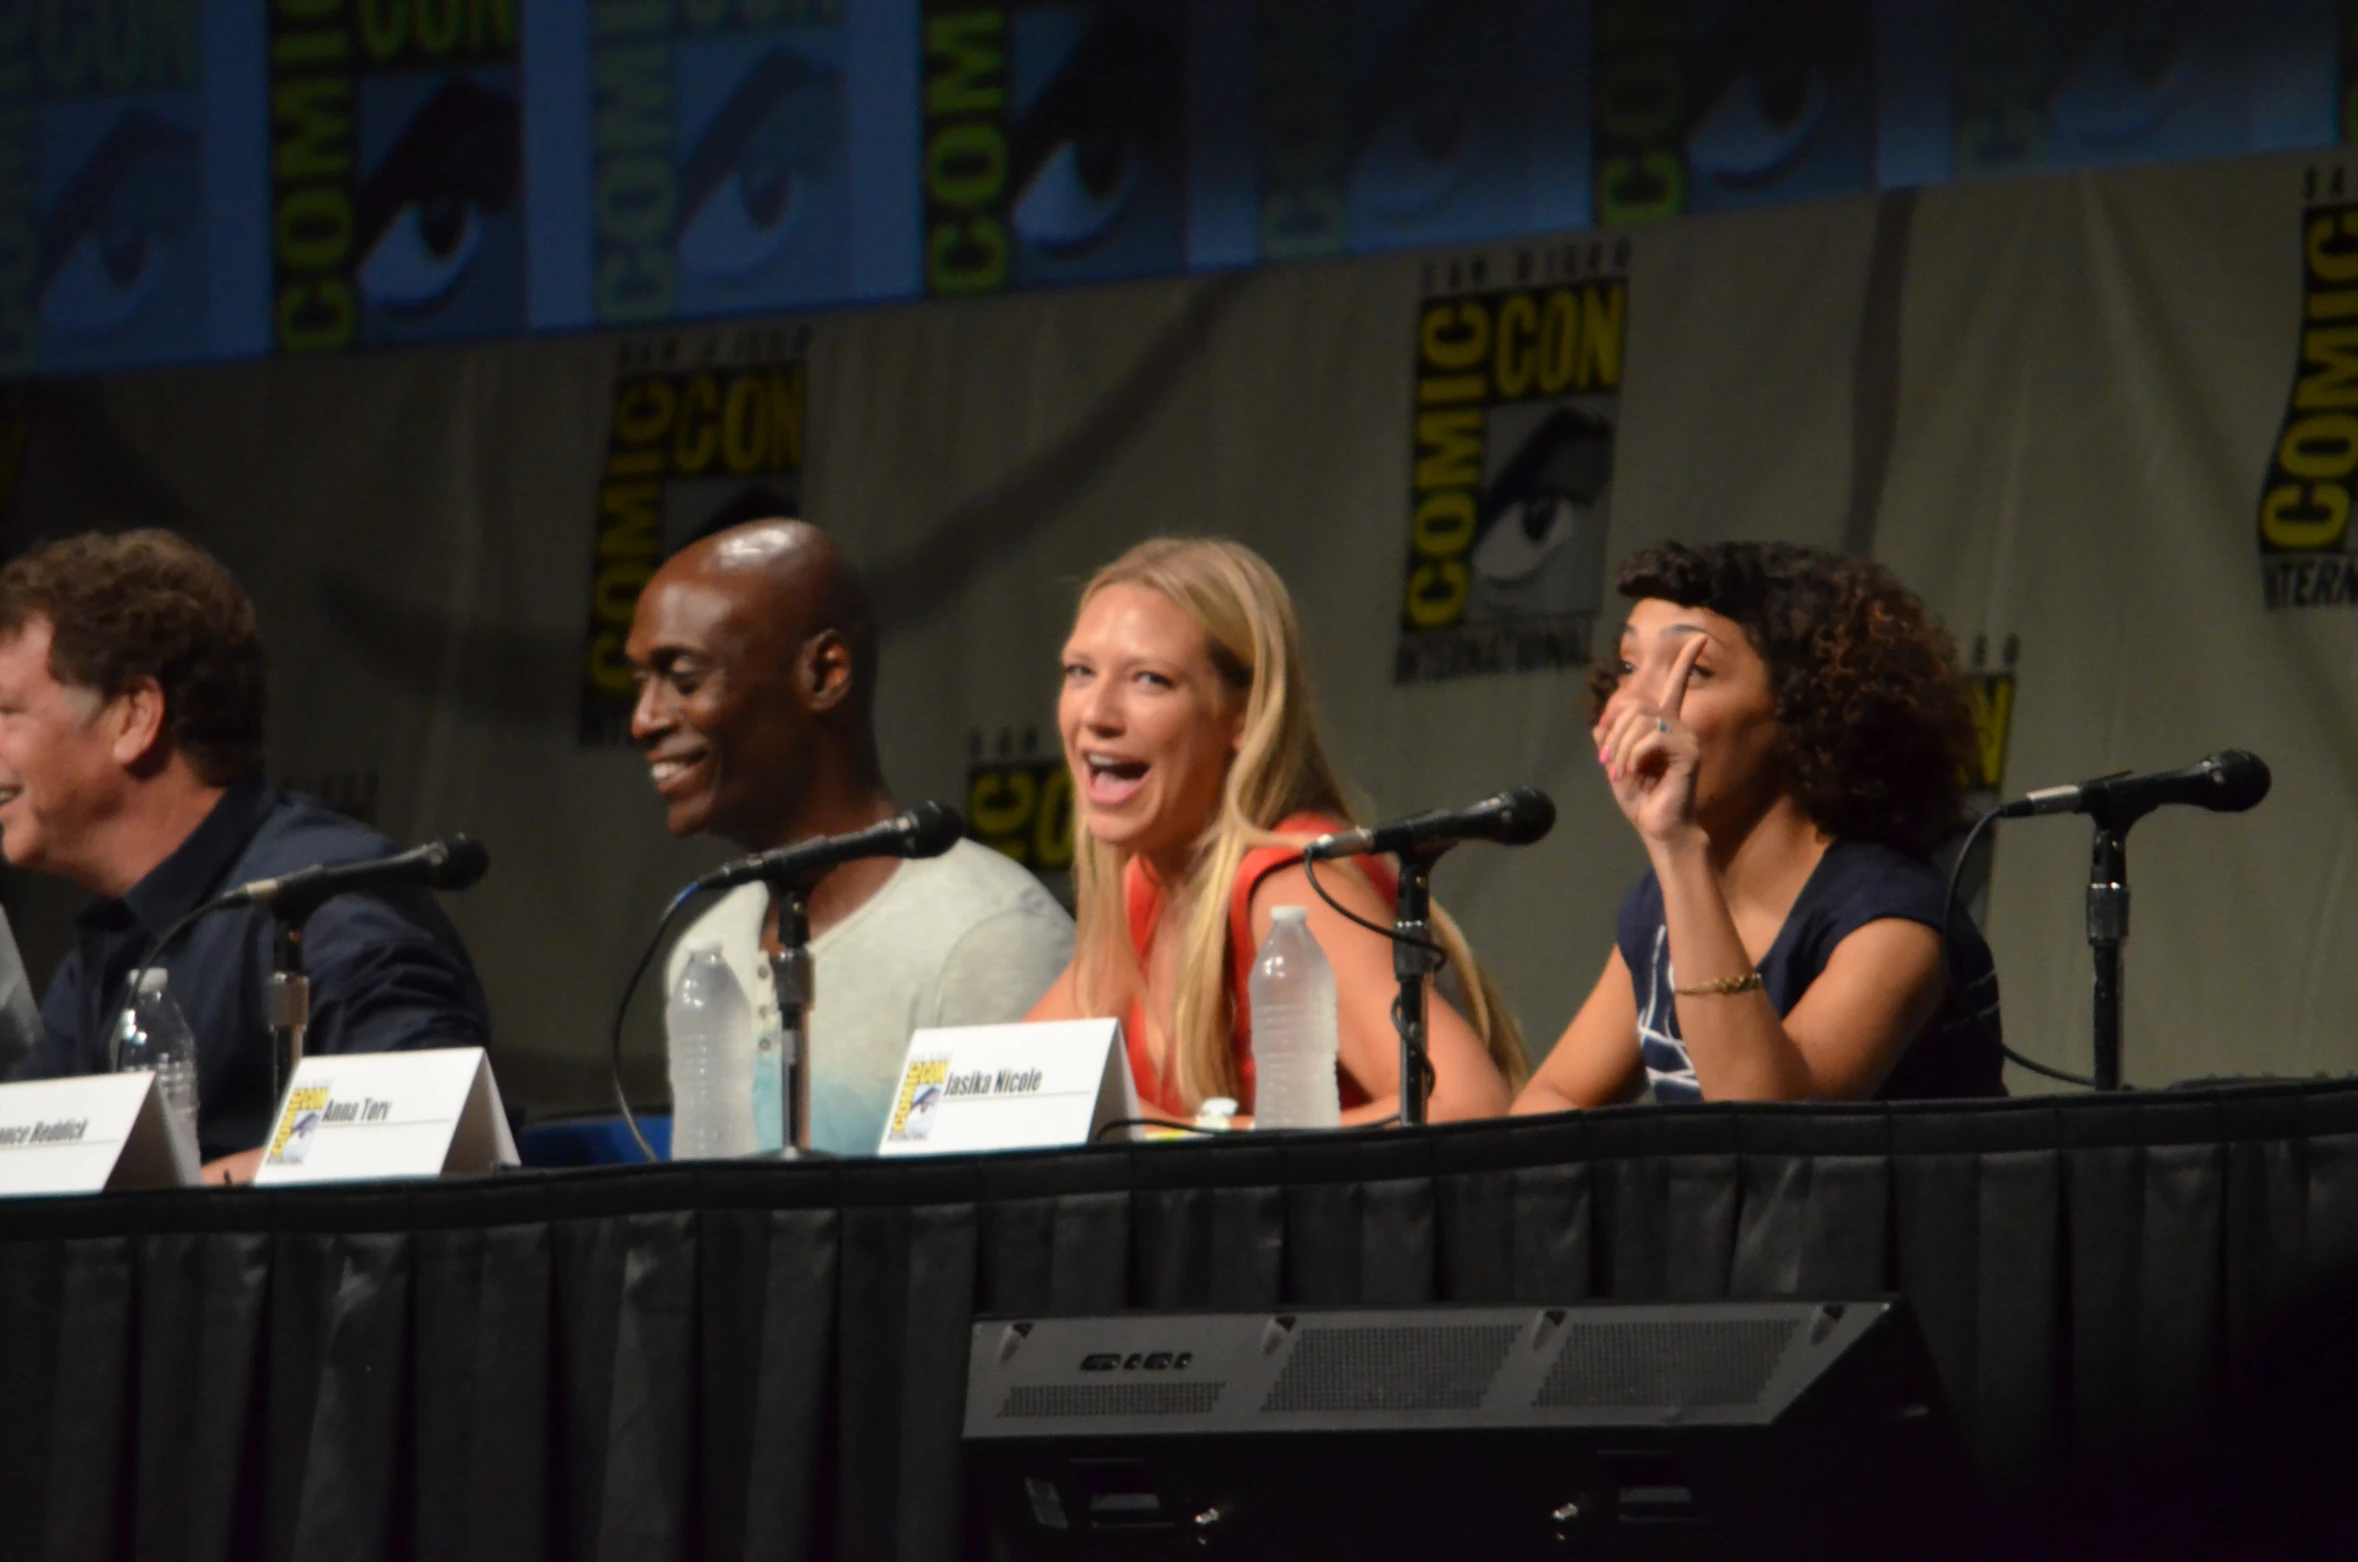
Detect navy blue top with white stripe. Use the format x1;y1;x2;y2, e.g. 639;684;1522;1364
1615;839;2005;1102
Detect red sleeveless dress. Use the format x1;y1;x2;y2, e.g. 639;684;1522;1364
1120;813;1398;1116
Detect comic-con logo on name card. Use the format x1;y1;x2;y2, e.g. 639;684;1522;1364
1396;239;1628;684
2260;167;2358;610
578;324;809;746
269;0;523;353
886;1053;951;1143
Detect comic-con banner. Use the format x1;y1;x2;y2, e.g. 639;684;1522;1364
965;726;1073;904
1880;0;2334;188
269;0;523;353
2258;165;2358;611
1950;633;2019;925
1395;237;1627;684
1590;0;1872;224
578;323;809;746
541;0;904;333
4;0;266;375
920;0;1187;296
1244;0;1589;260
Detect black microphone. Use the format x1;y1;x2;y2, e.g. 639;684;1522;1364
695;801;967;893
1302;787;1557;861
1992;750;2272;826
214;835;491;915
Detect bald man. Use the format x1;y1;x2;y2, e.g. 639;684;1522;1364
627;520;1072;1156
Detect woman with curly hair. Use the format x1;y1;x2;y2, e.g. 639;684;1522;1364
1513;541;2003;1110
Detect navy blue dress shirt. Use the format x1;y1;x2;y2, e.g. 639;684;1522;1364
9;782;492;1160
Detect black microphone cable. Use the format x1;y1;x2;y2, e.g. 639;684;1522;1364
1939;808;2099;1090
1301;852;1446;1112
607;883;704;1164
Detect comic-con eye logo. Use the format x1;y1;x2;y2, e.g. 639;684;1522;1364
922;1;1185;297
1397;242;1629;684
578;328;809;746
6;0;204;374
269;1;521;353
2260;169;2358;610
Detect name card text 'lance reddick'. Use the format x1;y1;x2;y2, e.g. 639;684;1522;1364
0;1119;88;1147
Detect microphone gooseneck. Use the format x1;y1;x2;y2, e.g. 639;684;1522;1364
695;801;967;894
213;834;492;915
1303;787;1556;862
1994;750;2271;829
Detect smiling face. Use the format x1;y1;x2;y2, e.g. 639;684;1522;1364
1606;597;1785;829
0;618;132;879
1058;584;1246;871
626;563;814;847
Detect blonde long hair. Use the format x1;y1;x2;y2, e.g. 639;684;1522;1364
1068;538;1528;1109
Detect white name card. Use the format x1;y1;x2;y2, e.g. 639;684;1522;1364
0;1072;198;1197
878;1020;1140;1156
254;1048;518;1186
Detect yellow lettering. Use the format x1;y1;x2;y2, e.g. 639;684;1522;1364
1493;293;1538;399
1404;560;1468;629
2278;412;2358;481
2295;326;2358;411
2308;211;2358;286
1419;302;1489;372
2260;482;2351;550
1413;410;1483;490
672;374;719;473
925;11;1005;116
1579;283;1626;390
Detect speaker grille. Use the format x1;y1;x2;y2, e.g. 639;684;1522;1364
1260;1324;1521;1413
1534;1319;1797;1409
997;1382;1225;1419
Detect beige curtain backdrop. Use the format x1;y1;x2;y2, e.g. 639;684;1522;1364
2;147;2347;1113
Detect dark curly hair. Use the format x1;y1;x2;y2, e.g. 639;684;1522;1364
1588;540;1974;859
0;530;267;786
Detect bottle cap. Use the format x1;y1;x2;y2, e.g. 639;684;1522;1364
1195;1096;1239;1130
1272;906;1309;924
136;968;168;996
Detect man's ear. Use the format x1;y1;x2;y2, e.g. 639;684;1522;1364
108;677;170;770
802;629;855;715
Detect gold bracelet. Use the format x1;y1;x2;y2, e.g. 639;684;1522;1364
1673;971;1764;997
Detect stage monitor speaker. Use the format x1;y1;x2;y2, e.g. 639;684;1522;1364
964;1298;1982;1561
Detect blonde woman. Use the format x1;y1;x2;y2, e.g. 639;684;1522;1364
1025;538;1524;1124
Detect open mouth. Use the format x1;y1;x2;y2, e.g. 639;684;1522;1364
1080;751;1149;808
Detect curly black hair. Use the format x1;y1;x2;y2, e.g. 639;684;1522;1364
0;530;268;786
1588;540;1974;859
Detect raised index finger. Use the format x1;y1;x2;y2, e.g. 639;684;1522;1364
1662;631;1707;720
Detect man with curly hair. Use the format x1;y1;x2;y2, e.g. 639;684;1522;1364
0;530;490;1181
1514;540;2004;1110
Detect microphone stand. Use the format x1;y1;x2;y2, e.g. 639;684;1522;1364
268;915;310;1103
1390;848;1447;1127
2085;821;2129;1091
763;878;816;1157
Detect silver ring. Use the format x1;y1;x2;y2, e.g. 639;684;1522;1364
1656;717;1670;733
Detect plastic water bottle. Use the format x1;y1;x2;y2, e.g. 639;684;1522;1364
117;969;200;1149
666;945;758;1159
1248;907;1341;1130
